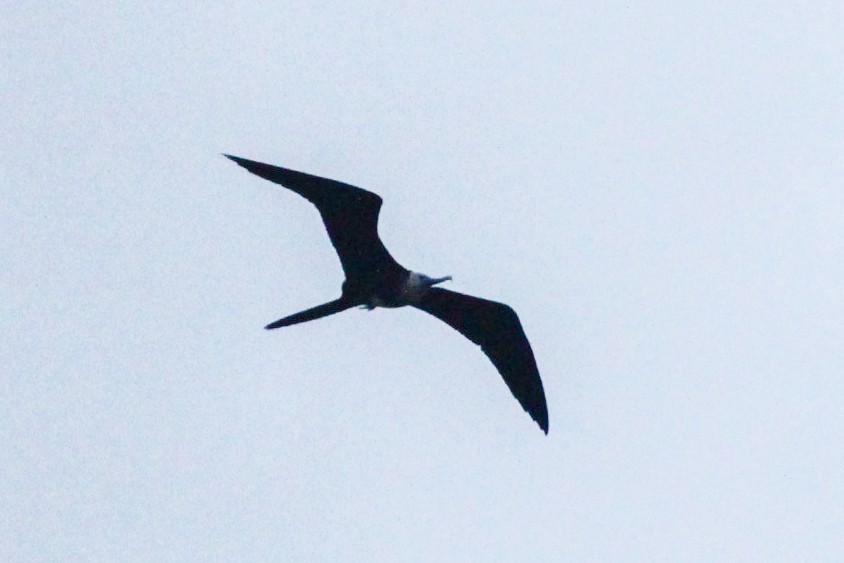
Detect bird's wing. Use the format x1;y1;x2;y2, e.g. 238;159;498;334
412;287;548;433
224;154;402;280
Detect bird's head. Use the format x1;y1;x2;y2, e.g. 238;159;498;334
422;274;452;287
406;272;453;300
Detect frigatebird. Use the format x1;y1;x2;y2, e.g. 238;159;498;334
225;154;548;433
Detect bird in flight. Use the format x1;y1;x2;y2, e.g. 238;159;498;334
224;154;548;433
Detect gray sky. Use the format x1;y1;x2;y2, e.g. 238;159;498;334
3;3;844;561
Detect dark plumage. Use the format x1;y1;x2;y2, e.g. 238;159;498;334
225;154;548;433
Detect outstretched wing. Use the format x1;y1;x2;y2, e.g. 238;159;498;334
412;287;548;433
224;154;401;280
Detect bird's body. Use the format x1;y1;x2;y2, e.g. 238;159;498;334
225;154;549;433
360;271;438;309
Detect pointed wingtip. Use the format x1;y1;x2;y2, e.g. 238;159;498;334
223;154;257;173
538;417;549;435
535;407;549;434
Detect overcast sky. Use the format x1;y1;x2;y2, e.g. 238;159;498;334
3;3;844;561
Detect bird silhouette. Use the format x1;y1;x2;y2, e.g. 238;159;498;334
225;154;548;433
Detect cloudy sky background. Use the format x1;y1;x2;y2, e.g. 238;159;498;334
3;3;843;561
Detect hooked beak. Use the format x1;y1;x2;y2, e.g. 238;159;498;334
430;275;452;286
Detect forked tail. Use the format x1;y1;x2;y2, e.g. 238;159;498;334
265;298;353;329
